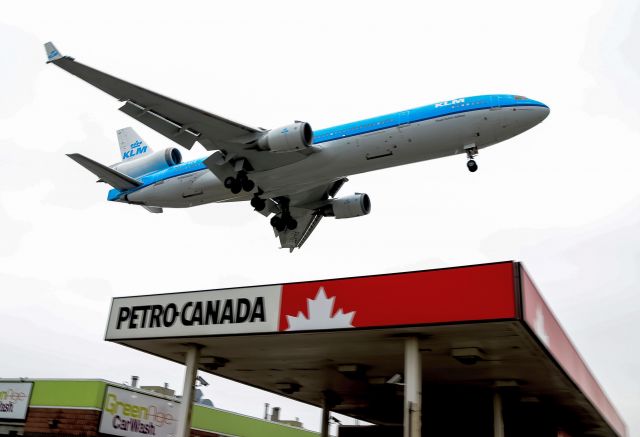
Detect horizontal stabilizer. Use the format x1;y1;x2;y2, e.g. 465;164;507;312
67;153;141;190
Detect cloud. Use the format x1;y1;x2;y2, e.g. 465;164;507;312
0;23;43;119
0;202;31;257
620;6;640;76
65;277;113;302
0;116;109;209
186;201;255;228
582;1;640;128
0;272;122;376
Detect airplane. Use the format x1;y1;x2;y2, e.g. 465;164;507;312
45;42;550;251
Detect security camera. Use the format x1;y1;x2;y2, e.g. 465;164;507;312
196;375;209;387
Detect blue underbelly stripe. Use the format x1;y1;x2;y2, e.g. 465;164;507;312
108;165;207;200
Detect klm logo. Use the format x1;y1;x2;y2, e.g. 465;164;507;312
123;140;147;159
435;98;465;108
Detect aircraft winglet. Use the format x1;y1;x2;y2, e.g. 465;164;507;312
44;41;63;63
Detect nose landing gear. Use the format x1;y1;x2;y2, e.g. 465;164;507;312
464;144;479;173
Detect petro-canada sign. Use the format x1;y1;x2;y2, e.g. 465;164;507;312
106;286;282;339
106;263;517;340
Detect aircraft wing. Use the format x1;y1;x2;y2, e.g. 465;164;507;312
271;179;348;252
44;42;308;171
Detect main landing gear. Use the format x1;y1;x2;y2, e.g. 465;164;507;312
224;171;255;194
250;195;266;212
221;163;295;230
269;198;297;232
465;145;479;173
270;215;298;232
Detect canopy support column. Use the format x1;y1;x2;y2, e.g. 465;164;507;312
320;390;340;437
177;344;202;437
404;337;422;437
320;400;330;437
493;390;505;437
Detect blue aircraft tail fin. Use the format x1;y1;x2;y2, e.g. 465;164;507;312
117;127;153;161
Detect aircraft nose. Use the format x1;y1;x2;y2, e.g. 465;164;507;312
521;101;550;128
533;101;550;123
496;97;550;141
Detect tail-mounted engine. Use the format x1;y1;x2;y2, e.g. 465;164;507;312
321;193;371;219
257;122;313;153
111;148;182;178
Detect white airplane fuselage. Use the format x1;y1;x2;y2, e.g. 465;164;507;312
111;95;549;208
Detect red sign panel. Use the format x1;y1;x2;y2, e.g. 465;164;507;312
279;262;517;331
521;268;627;437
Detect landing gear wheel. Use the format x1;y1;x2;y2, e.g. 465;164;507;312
467;159;478;173
242;178;255;192
230;180;242;194
270;215;286;232
251;197;266;211
286;218;298;230
224;176;236;188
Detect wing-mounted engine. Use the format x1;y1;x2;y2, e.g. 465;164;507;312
320;193;371;219
257;122;313;153
110;148;182;178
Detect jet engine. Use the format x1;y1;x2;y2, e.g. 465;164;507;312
111;148;183;178
257;122;313;153
321;193;371;219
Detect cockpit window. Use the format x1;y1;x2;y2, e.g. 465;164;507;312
514;95;528;100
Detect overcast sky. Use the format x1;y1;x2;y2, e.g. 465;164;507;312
1;0;639;435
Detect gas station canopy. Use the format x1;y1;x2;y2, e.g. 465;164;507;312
105;262;626;437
